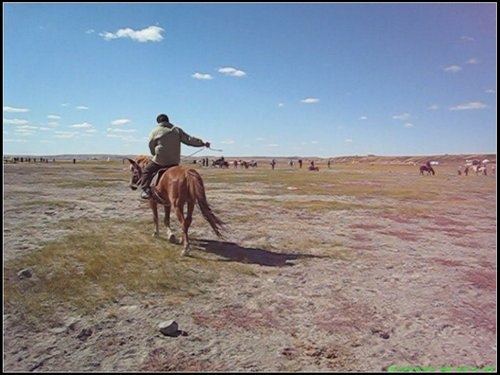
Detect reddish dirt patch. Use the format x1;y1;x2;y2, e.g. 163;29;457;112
140;348;225;372
379;229;420;242
465;270;496;291
192;304;279;331
429;258;464;267
350;223;385;230
449;301;496;333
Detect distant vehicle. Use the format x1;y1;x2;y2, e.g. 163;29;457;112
465;159;480;166
429;161;439;165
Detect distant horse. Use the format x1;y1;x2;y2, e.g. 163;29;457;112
419;165;435;175
470;165;487;176
212;158;229;168
240;160;257;169
127;156;224;256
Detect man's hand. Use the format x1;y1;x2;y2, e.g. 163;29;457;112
205;142;211;148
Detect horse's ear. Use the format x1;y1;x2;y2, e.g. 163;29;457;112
125;158;142;174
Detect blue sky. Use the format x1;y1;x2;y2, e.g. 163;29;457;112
3;3;497;157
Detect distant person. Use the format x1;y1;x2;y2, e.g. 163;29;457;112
73;158;76;164
298;159;303;168
308;160;319;171
327;160;331;169
271;159;276;170
138;113;210;199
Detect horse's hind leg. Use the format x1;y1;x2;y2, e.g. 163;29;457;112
176;202;195;256
163;204;176;243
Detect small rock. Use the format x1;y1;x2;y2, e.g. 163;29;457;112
17;268;32;279
159;320;179;337
77;328;93;340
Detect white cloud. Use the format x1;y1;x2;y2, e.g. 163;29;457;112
218;67;247;77
48;114;61;119
359;116;368;120
485;89;496;94
220;139;236;144
14;129;36;137
392;113;410;121
76;105;89;110
300;98;320;104
444;65;462;73
107;128;136;133
54;131;78;138
100;25;164;42
106;133;144;142
14;127;36;136
311;140;319;144
465;58;478;64
4;138;28;143
111;118;131;126
4;106;29;113
460;36;475;42
47;122;59;127
70;122;93;128
192;72;214;80
345;139;353;143
4;118;29;125
449;102;488;111
404;123;414;128
427;104;440;110
266;143;279;147
86;29;95;34
278;103;285;107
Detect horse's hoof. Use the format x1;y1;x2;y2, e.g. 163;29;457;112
168;234;176;244
181;248;191;257
152;232;159;238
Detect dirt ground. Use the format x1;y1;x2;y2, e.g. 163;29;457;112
3;159;497;372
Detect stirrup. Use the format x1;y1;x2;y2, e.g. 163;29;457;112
141;189;151;199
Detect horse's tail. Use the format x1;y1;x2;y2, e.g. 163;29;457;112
186;169;224;238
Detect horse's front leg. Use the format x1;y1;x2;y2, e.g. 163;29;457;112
150;199;160;237
163;204;176;243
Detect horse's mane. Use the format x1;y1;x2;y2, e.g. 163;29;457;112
135;154;152;167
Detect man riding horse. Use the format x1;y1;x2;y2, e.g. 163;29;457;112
138;114;210;199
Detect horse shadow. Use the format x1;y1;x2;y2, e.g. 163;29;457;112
192;239;325;267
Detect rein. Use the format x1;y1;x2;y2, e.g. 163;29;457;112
181;146;223;161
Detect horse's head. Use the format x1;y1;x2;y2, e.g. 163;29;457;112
126;155;150;190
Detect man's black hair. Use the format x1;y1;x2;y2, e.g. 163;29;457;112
157;114;169;123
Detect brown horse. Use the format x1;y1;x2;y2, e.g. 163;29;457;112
127;156;224;256
419;165;435;175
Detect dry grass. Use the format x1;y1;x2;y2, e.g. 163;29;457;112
4;159;496;327
3;217;253;328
